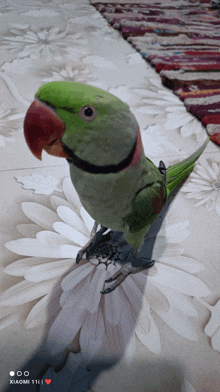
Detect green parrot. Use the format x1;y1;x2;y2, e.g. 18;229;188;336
24;81;210;294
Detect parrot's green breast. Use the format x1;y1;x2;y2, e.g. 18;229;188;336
69;150;166;233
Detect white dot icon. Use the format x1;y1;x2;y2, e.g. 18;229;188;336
9;371;15;376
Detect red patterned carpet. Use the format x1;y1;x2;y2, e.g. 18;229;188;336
92;0;220;145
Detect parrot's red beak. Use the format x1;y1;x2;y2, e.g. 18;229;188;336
24;99;69;160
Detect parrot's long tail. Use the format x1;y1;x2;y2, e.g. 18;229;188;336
166;137;210;196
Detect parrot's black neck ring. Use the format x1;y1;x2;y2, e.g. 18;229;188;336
64;138;137;174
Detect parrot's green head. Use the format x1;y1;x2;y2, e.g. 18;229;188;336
24;81;139;166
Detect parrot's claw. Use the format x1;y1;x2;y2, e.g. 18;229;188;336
76;245;90;264
76;225;109;264
158;160;166;180
100;259;155;294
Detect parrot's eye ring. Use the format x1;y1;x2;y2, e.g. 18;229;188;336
78;105;97;121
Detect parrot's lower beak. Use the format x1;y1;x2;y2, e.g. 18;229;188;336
24;99;69;160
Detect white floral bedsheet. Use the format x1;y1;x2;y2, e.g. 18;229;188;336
0;0;219;391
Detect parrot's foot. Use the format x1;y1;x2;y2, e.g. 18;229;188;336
76;225;111;264
158;160;166;180
100;257;155;294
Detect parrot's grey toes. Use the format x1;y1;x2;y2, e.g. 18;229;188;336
75;226;108;264
102;269;131;294
76;238;93;263
86;229;113;258
101;259;155;294
105;271;122;283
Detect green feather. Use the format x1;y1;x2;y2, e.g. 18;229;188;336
166;137;210;196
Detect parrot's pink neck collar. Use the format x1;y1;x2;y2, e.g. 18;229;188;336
66;128;142;174
122;128;142;172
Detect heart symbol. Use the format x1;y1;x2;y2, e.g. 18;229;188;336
45;379;51;385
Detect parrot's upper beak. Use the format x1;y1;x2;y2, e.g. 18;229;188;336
24;99;69;160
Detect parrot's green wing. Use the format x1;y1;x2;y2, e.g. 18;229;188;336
166;137;210;196
123;137;210;249
124;183;165;233
123;157;166;248
123;184;165;249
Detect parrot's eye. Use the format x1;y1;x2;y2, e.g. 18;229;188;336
78;105;97;121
